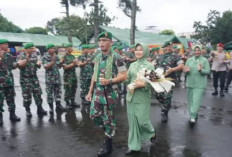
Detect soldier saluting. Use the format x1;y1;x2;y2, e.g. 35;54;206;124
17;43;47;117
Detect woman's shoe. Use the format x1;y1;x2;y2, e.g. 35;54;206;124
150;134;156;144
125;150;139;155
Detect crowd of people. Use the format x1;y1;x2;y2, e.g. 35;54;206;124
0;31;231;157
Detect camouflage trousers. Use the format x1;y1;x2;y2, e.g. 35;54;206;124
90;101;116;138
21;79;43;107
0;86;16;112
64;80;77;102
155;89;173;113
46;84;61;104
80;78;91;99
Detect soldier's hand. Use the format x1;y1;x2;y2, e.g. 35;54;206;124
52;54;57;62
36;59;41;66
100;78;109;86
85;93;92;102
183;66;190;72
60;58;64;63
134;80;146;88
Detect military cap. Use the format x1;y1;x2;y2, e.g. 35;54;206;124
46;43;55;50
97;31;113;40
0;39;8;44
82;45;89;49
118;46;123;50
63;43;72;48
24;43;35;49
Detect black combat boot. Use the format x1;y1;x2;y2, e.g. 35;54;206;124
97;137;113;157
161;111;168;122
0;112;3;125
66;101;73;110
56;102;66;112
212;88;218;95
71;101;80;108
25;106;32;118
37;105;47;115
220;90;225;97
48;103;54;114
9;109;21;122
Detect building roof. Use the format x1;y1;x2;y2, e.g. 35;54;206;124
99;26;190;48
0;32;81;46
224;41;232;50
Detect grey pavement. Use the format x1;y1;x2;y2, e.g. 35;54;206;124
0;68;232;157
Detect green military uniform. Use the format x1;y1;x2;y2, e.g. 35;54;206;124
17;43;47;116
78;47;93;103
62;52;77;105
42;45;65;112
155;42;183;121
126;44;155;151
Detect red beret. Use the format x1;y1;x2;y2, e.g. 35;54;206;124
217;43;224;48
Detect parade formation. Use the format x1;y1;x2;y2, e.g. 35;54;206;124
0;29;232;156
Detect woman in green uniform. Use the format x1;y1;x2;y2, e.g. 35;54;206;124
183;45;210;124
125;43;156;155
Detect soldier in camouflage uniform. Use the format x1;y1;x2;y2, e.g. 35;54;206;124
85;32;127;157
0;39;20;125
42;44;66;114
125;45;136;69
61;43;79;109
147;47;160;67
155;41;184;122
17;43;47;117
78;45;93;105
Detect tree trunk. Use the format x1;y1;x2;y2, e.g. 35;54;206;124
130;0;136;45
65;0;72;43
94;0;99;43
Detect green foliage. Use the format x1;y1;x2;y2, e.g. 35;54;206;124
25;27;48;34
87;4;115;26
0;13;23;33
159;29;175;35
118;0;140;17
193;10;232;45
47;15;93;43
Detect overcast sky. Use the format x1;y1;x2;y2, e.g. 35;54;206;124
0;0;231;34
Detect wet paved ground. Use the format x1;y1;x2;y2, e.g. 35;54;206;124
1;68;232;157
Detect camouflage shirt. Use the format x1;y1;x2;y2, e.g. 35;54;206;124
156;52;182;79
0;52;15;87
93;51;126;105
78;54;93;80
42;52;61;85
17;53;40;83
62;53;77;81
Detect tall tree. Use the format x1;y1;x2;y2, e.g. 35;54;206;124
118;0;140;45
87;3;115;42
25;27;48;34
60;0;72;43
47;15;93;43
0;13;23;33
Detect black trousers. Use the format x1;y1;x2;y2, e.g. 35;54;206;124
212;70;226;90
226;70;232;87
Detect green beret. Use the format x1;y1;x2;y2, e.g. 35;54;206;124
97;31;113;40
0;39;8;44
112;46;118;50
129;44;136;49
64;43;72;48
24;43;35;49
162;41;172;48
150;47;160;52
118;46;123;50
82;45;89;49
46;43;55;50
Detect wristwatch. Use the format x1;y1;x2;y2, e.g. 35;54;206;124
109;79;113;85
